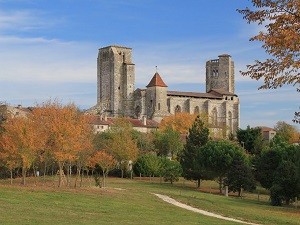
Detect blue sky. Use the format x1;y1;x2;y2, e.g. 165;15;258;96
0;0;299;129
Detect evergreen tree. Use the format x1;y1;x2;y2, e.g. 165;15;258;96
236;126;265;155
271;160;299;206
180;115;209;188
224;159;256;197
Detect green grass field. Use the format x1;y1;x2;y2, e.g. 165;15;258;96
0;176;299;225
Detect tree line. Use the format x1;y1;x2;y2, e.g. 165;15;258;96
0;100;299;206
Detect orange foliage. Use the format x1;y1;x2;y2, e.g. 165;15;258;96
238;1;300;89
0;113;42;184
33;100;94;187
159;112;209;134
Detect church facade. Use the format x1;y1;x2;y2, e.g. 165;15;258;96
88;45;240;135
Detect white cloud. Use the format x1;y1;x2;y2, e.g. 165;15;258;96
0;36;97;83
0;9;54;31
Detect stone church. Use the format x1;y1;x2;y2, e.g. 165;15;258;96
88;45;240;135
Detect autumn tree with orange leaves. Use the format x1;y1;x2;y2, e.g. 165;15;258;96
90;151;117;188
34;100;94;187
159;112;209;134
0;113;43;185
237;0;300;122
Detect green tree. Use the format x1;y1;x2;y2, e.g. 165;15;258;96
162;159;182;185
236;126;265;154
224;159;256;197
133;154;163;177
181;115;210;188
198;140;246;193
104;118;139;178
131;130;155;155
153;128;183;159
270;160;300;206
255;148;284;190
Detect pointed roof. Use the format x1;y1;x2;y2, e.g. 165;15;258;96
146;72;167;88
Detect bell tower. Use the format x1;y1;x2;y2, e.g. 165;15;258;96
97;45;135;117
205;54;234;93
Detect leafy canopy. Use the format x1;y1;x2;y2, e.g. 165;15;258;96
238;0;300;89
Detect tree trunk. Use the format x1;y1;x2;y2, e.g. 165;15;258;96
80;169;83;187
21;167;26;185
197;178;201;188
219;176;223;193
74;167;81;188
10;169;13;185
102;170;106;188
58;162;63;188
32;165;37;185
285;198;290;205
43;160;47;183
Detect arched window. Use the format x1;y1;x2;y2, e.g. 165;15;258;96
135;106;141;118
158;103;161;110
212;108;217;126
194;106;200;114
175;105;181;114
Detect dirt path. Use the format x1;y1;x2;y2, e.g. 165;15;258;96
154;194;261;225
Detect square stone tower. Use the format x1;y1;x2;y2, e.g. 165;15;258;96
205;54;234;93
97;45;135;117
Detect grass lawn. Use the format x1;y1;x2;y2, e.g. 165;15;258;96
0;176;299;225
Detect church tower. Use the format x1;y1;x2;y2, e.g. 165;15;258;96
97;45;135;117
206;54;234;93
145;72;169;122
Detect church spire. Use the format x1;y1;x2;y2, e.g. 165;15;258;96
146;72;167;88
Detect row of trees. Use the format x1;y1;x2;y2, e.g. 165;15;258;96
0;101;96;187
1;100;299;205
0;101;187;187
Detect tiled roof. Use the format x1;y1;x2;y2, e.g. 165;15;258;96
167;91;223;99
91;116;159;128
209;89;237;96
146;72;167;88
256;126;275;132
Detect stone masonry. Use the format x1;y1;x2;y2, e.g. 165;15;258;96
87;45;240;135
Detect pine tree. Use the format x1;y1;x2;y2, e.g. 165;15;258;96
180;115;209;188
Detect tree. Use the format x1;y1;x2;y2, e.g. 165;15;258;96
159;112;198;134
255;148;284;190
0;113;41;185
34;100;91;187
133;154;163;177
162;159;182;185
274;121;299;143
131;130;155;155
256;140;300;205
270;160;300;205
90;151;117;188
153;128;183;159
198;140;247;193
180;115;210;188
73;114;95;187
236;126;265;154
238;1;300;121
224;159;256;197
238;1;300;89
104;118;139;178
